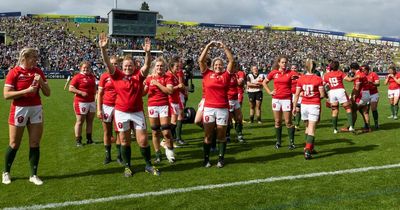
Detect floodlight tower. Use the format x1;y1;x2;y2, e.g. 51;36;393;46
114;0;118;8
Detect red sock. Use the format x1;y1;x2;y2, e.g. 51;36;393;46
305;143;313;151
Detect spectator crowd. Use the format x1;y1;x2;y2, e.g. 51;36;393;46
1;17;398;74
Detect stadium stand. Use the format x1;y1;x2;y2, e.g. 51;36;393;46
0;16;398;74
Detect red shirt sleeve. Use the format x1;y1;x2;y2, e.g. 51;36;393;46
37;68;47;83
341;71;347;79
99;74;106;88
70;74;80;87
166;74;174;86
5;69;17;87
267;70;275;81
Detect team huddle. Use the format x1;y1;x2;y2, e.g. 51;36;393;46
3;33;400;185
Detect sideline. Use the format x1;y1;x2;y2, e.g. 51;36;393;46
5;163;400;210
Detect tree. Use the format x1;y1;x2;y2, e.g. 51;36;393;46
141;2;150;11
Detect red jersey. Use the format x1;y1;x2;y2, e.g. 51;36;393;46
145;74;173;106
177;69;186;96
5;66;47;106
200;79;206;98
111;68;145;112
353;70;368;91
98;72;116;106
366;72;379;94
296;74;323;105
236;71;246;94
323;70;347;90
227;72;238;100
203;69;230;108
70;73;96;103
387;73;400;90
291;70;300;94
266;69;295;100
166;71;181;104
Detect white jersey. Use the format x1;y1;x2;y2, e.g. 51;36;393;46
246;73;265;93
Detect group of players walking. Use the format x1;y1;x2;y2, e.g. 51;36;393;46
3;35;400;185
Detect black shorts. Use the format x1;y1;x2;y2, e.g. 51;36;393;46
248;91;263;102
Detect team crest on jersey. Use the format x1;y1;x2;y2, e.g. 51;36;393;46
149;109;154;115
274;74;279;78
204;116;210;122
104;113;109;120
81;107;86;112
17;116;24;123
17;74;27;80
118;122;123;129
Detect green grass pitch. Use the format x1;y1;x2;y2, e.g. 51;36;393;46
0;79;400;209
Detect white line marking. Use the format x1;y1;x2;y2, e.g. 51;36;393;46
5;163;400;210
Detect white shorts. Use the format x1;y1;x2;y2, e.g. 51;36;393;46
356;90;371;106
388;89;400;99
74;101;96;115
228;100;241;112
102;104;115;123
114;110;147;132
272;98;292;112
203;107;229;126
170;103;182;115
292;95;302;105
9;105;43;126
369;93;379;103
179;92;186;106
328;89;349;104
198;98;205;112
148;105;169;118
301;104;320;122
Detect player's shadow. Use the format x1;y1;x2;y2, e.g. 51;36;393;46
317;138;356;146
178;127;204;135
29;167;124;180
317;120;347;129
314;144;378;159
229;144;378;164
376;122;399;131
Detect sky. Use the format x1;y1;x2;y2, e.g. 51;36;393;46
1;0;399;37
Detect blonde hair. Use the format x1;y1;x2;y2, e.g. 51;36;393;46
123;55;134;63
17;48;38;66
79;60;91;68
151;57;167;75
304;59;315;73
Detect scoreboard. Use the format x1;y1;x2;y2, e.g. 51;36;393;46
108;9;158;37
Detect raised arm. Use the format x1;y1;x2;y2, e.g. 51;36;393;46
198;41;215;73
219;42;234;73
140;37;152;77
99;33;115;75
